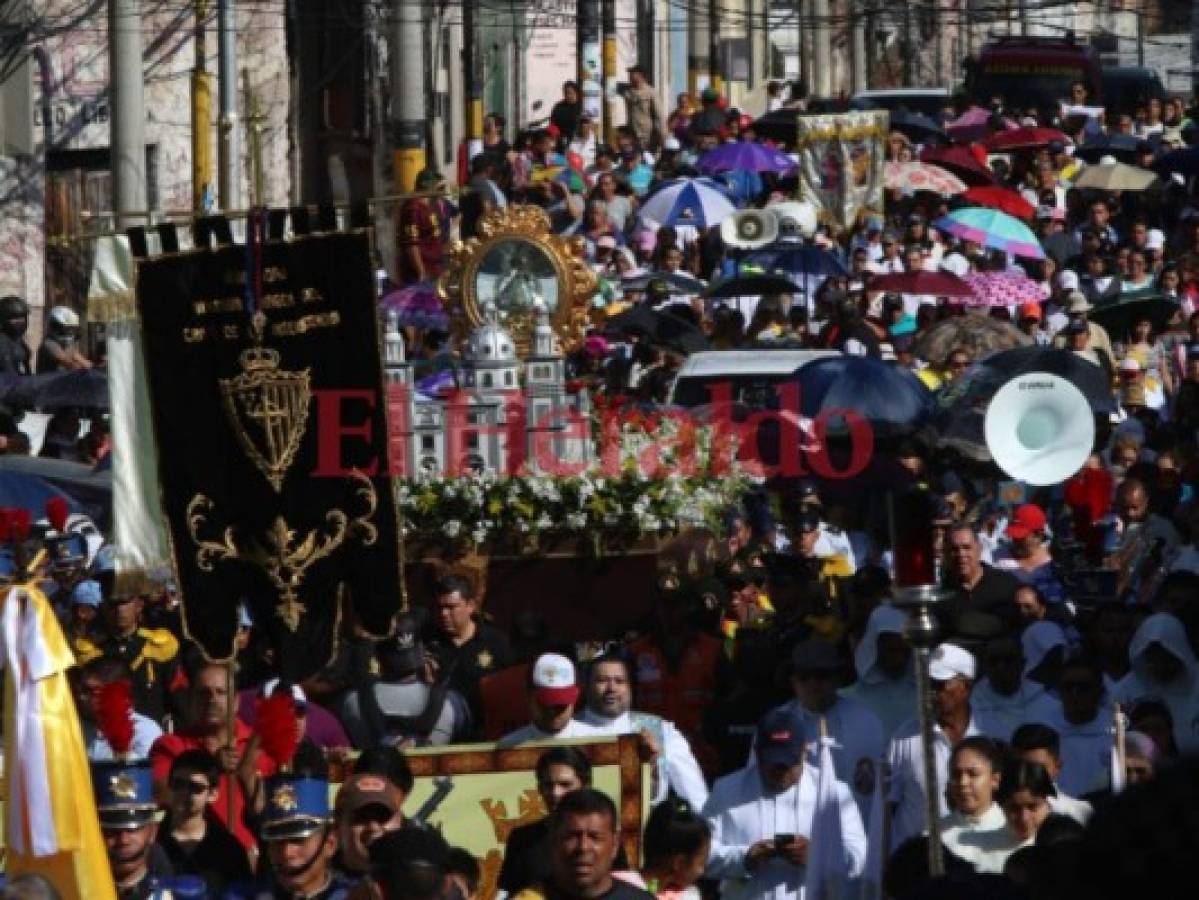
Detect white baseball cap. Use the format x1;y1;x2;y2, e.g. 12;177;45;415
929;643;976;681
532;653;579;706
1057;270;1080;291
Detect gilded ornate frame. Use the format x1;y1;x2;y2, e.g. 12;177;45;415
437;205;597;352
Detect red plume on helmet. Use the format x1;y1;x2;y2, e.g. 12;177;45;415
256;690;300;770
96;680;136;758
46;497;70;533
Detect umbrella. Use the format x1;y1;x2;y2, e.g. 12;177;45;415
380;282;449;330
962;271;1045;307
884;161;966;196
743;246;848;280
0;471;81;516
961;185;1036;220
750;108;802;143
638;178;736;229
968;346;1116;412
1088;293;1181;338
982;127;1069;151
703;273;799;299
790;355;934;439
920;146;995;186
10;370;109;411
1073;134;1142;164
866;271;976;298
889;110;947;143
933;207;1045;260
603;304;707;353
1072;161;1158;192
621;270;708;295
911;313;1032;363
945;107;1017;143
1154;146;1199;176
605;303;660;337
697;141;795;175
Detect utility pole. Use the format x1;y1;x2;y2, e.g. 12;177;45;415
709;0;723;96
687;0;709;96
393;0;426;192
464;0;483;150
797;0;807;93
192;0;214;212
1136;7;1144;67
813;0;829;97
579;0;602;131
217;0;240;211
110;0;147;227
602;0;618;145
902;5;913;85
934;0;943;85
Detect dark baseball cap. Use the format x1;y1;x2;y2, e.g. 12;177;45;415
755;707;808;769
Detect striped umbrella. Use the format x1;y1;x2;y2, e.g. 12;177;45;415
962;271;1045;307
639;178;737;228
933;207;1045;260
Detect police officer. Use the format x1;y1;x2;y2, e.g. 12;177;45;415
37;305;93;373
0;295;31;375
226;771;352;899
789;508;853;644
75;591;181;722
94;756;174;899
792;479;857;573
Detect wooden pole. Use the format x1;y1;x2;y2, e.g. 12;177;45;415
226;661;238;827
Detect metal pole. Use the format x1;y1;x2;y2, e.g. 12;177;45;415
192;0;214;211
393;0;427;192
933;0;943;86
110;0;148;228
602;0;618;145
217;0;241;211
851;0;867;95
813;0;830;97
224;662;238;827
687;0;710;96
902;5;913;85
464;0;484;144
911;638;944;876
580;0;603;131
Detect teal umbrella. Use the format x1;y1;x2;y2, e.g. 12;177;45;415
932;207;1045;260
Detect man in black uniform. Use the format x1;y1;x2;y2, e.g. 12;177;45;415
424;574;511;730
74;591;182;722
94;754;174;899
0;295;32;375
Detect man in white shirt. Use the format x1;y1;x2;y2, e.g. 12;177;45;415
770;640;883;824
704;707;867;900
887;643;982;850
500;653;601;746
578;649;708;809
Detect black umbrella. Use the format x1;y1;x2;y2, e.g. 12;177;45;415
749;108;800;143
605;303;659;337
1154;146;1199;176
702;273;799;299
790;354;934;439
889;110;947;144
1073;133;1143;164
1089;293;1181;339
931;347;1115;462
654;308;709;354
622;270;708;295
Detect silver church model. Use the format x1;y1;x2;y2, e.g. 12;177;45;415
383;301;592;477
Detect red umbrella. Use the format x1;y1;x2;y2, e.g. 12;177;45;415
866;271;977;298
982;127;1069;151
920;146;995;187
962;185;1036;220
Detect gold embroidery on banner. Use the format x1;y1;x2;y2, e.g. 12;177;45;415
263;266;288;284
186;473;379;632
219;346;311;491
193;297;244;316
300;288;324;303
262;292;296;310
183;328;207;343
223;324;241;340
270;311;340;337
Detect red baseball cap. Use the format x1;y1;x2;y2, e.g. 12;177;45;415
1005;503;1047;540
1018;301;1042;321
531;653;579;707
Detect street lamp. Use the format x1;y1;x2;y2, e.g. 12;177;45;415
890;487;950;877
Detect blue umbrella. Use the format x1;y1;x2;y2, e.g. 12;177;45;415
743;245;848;281
791;355;934;439
1155;146;1199;176
0;471;81;515
638;178;737;229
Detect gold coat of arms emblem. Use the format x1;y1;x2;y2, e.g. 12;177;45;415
220;346;311;492
271;783;299;812
110;773;139;800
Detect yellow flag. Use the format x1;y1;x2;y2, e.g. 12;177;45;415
2;583;116;900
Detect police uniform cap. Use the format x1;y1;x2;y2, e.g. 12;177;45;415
690;576;730;612
795;479;822;507
795;508;822;534
260;775;331;841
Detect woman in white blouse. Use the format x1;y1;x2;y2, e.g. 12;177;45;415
940;736;1007;862
949;758;1057;873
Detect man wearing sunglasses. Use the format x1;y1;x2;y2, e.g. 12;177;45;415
156;749;252;893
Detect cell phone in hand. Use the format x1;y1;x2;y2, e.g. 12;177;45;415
774;833;794;849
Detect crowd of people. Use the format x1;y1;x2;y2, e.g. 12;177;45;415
6;66;1199;900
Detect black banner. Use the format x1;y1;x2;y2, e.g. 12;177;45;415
136;230;400;679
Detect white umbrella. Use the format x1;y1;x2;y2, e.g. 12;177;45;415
638;177;737;229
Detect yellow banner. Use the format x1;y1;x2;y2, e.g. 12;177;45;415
386;735;647;900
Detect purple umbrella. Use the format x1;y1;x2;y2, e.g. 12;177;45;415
697;141;795;175
380;282;449;330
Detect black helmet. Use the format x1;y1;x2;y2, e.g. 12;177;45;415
0;296;29;322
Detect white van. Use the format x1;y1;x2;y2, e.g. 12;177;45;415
666;350;838;409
